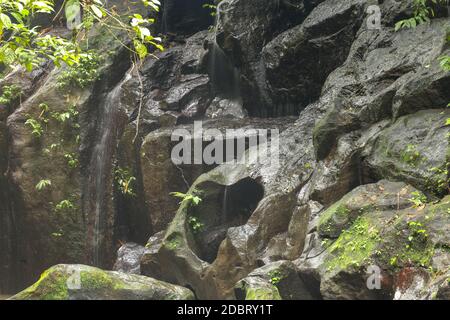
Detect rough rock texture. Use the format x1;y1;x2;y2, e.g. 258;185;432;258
9;264;194;300
313;18;449;160
317;180;419;238
235;261;319;300
113;243;149;275
365;110;450;196
1;0;449;301
299;184;450;300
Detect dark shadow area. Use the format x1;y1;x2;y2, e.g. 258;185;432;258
191;178;264;263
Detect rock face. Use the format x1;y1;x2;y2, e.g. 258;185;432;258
1;0;449;301
113;243;149;275
9;264;194;300
235;261;319;300
365;110;450;196
299;182;450;300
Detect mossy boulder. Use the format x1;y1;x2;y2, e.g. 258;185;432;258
234;278;282;301
318;180;418;238
316;187;450;299
9;264;194;300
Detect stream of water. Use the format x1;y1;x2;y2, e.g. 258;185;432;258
222;186;229;224
209;0;242;104
91;71;133;267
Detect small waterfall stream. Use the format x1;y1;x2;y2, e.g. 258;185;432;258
90;71;133;267
222;186;228;224
161;0;170;33
209;0;242;105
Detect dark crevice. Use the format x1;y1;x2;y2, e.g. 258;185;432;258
192;178;264;264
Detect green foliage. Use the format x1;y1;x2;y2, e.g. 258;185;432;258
401;144;421;166
25;118;44;137
268;269;284;286
66;0;163;60
187;216;204;234
395;0;448;31
407;221;429;242
325;216;381;271
51;104;79;124
439;55;450;71
203;3;218;17
115;167;136;197
64;153;79;169
409;191;428;208
170;191;202;207
0;84;22;105
0;0;163;71
56;53;100;89
55;199;75;211
36;179;52;191
427;164;449;195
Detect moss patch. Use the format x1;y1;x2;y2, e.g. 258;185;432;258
318;202;352;237
324;216;381;272
12;266;69;300
245;285;282;300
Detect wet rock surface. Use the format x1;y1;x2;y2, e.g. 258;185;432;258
9;264;194;300
1;0;449;301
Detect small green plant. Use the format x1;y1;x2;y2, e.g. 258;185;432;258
401;144;421;166
36;179;52;191
0;84;22;105
51;232;63;238
407;221;429;243
268;269;285;286
188;216;204;234
395;0;448;31
427;164;449;195
170;192;202;207
64;153;79;169
409;191;428;208
439;55;450;71
203;3;218;16
57;53;101;89
115;168;136;197
55;200;75;211
25;118;44;137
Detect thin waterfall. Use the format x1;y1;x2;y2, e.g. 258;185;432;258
222;186;228;224
161;0;169;33
209;0;243;105
91;71;133;267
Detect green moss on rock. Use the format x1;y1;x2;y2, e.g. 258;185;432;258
245;285;282;300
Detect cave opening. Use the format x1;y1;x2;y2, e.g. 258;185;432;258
191;177;264;264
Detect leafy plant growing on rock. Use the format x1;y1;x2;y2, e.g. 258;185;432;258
55;200;75;211
187;216;204;234
36;179;52;191
268;269;285;286
395;0;448;31
170;191;202;207
401;144;421;166
115;168;136;197
409;191;428;208
25;118;44;137
56;53;101;89
203;3;218;17
64;153;79;169
0;84;22;105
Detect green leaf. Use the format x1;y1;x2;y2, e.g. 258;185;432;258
0;13;12;28
65;0;81;23
90;4;104;18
